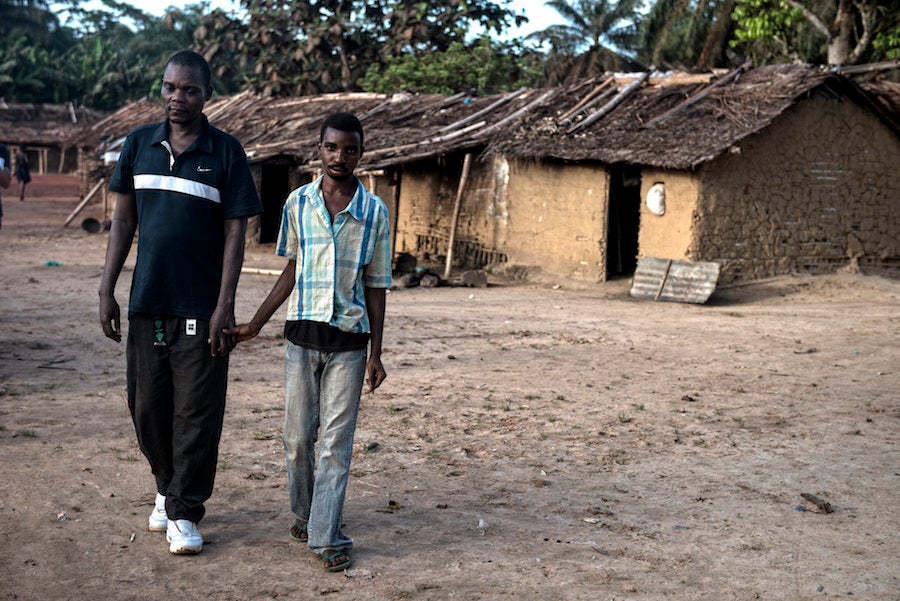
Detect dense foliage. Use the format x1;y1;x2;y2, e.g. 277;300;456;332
358;37;542;94
731;0;899;65
0;0;896;110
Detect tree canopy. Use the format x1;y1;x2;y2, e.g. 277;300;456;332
730;0;899;65
1;0;896;110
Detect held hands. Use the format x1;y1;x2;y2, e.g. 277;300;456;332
209;307;236;357
223;322;261;345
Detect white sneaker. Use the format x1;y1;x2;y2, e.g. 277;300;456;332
148;493;167;532
166;519;203;555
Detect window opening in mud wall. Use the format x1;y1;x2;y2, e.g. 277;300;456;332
259;164;292;244
606;165;641;278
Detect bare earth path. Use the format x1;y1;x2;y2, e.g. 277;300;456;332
1;175;898;600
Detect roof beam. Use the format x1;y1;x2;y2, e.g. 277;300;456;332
567;72;649;134
641;60;751;129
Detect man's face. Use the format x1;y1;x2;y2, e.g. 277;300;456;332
318;127;362;181
161;64;210;126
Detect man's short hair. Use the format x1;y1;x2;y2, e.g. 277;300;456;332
165;50;211;89
320;113;364;147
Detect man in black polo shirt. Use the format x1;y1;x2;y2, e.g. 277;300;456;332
98;50;262;555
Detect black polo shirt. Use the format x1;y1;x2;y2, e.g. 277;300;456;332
110;115;262;320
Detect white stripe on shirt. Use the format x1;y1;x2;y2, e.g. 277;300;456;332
134;173;221;204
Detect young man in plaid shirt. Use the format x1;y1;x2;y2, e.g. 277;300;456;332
229;112;391;572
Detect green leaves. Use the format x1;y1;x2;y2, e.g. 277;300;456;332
0;0;206;108
359;36;540;94
190;0;527;96
729;0;898;65
871;23;900;59
731;0;801;43
9;0;895;109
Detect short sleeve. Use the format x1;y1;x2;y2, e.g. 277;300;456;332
363;201;393;288
108;135;136;194
276;189;299;261
221;138;262;219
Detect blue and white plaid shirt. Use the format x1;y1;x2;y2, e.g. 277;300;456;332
276;176;392;334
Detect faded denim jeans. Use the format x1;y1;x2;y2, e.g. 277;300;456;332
283;341;366;553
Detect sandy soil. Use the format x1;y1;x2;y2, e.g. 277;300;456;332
1;175;898;601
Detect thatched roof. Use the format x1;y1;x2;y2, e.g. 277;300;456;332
859;80;900;128
67;90;512;171
68;63;899;172
489;62;900;168
0;102;106;146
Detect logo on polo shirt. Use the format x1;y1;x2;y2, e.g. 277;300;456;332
197;165;212;173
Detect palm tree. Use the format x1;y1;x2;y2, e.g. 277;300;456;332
534;0;643;54
637;0;738;70
530;0;644;82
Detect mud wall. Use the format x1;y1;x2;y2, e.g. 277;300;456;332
393;153;512;267
635;170;700;261
505;158;609;281
393;155;610;280
246;165;394;247
694;92;900;282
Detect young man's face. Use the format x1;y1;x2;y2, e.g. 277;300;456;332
318;127;362;182
161;64;211;127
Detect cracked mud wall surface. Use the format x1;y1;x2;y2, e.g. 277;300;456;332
393;156;609;280
694;92;900;283
393;157;469;258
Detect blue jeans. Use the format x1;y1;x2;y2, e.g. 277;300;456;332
283;341;366;553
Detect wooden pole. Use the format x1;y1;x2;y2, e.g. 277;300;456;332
567;73;649;134
437;87;528;133
63;178;105;227
389;169;401;262
478;89;556;137
240;267;282;276
642;59;751;128
558;77;615;124
444;153;473;280
654;260;673;301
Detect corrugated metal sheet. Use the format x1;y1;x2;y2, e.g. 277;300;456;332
630;257;720;304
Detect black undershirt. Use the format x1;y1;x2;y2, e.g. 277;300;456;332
284;320;369;352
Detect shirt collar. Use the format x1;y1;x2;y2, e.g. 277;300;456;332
151;114;213;154
309;175;365;221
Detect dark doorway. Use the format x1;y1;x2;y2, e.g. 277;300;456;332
606;165;641;277
259;164;291;243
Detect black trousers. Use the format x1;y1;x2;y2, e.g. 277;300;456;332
126;314;228;523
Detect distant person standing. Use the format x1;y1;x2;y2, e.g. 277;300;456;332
14;144;30;202
0;143;11;229
98;50;262;555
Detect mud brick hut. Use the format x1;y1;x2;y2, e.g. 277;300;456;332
69;63;899;284
0;101;104;175
486;63;900;283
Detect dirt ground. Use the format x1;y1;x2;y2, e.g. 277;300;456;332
0;174;898;601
